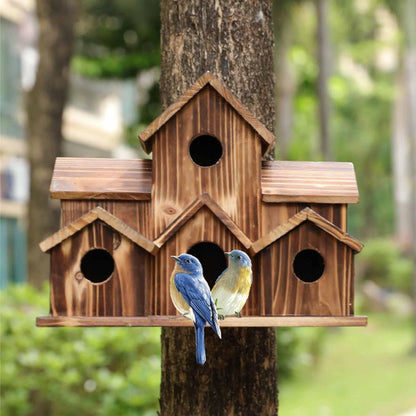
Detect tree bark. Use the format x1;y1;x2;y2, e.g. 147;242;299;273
316;0;331;160
26;0;78;287
391;69;412;245
402;0;416;352
159;1;278;415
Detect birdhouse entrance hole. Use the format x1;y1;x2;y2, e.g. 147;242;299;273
187;242;227;288
80;248;115;284
293;249;325;283
189;134;223;167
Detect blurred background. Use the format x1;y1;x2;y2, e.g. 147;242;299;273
0;0;415;415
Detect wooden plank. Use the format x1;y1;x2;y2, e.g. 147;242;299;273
50;158;152;200
261;161;359;203
306;209;363;252
60;200;154;240
50;222;148;317
36;315;368;327
154;193;252;249
40;207;157;254
151;86;263;240
152;206;248;315
256;221;356;316
251;207;363;255
139;72;275;155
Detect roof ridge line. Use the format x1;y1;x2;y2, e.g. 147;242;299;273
138;72;275;155
154;193;252;249
40;206;157;254
250;207;363;255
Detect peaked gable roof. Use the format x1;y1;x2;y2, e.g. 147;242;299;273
251;207;363;255
154;193;252;249
39;207;158;254
138;72;275;155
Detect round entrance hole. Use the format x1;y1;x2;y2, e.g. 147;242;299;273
80;248;115;284
293;249;325;283
187;242;227;288
189;134;223;167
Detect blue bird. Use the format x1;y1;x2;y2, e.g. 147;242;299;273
211;250;252;319
170;253;221;364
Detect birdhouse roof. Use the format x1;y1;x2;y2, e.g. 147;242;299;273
138;72;275;155
49;158;358;204
251;207;363;254
261;161;359;203
154;193;252;249
49;158;152;200
39;207;158;254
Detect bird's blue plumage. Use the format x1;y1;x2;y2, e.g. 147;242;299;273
171;254;221;364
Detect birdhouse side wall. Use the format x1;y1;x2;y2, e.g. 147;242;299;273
50;220;148;317
152;86;262;240
261;203;348;235
60;200;154;239
255;221;354;316
149;207;249;316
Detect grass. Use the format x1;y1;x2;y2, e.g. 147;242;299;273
278;313;416;416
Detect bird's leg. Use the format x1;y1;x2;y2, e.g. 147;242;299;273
235;311;242;318
218;314;225;320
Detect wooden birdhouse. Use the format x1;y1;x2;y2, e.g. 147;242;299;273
37;73;366;328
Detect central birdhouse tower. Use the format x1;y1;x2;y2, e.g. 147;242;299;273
37;73;366;328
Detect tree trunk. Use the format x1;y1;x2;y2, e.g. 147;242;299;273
159;1;278;415
26;0;78;288
402;0;416;352
274;0;295;160
391;69;412;245
316;0;331;160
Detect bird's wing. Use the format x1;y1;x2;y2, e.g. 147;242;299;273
214;267;228;285
209;295;221;338
175;273;214;325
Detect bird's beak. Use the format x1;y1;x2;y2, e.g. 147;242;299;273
171;256;180;262
224;252;231;256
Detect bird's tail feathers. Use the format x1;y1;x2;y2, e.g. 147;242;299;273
210;299;222;339
195;325;206;365
212;318;221;339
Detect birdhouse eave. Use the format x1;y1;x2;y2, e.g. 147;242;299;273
39;207;157;254
138;72;275;155
251;207;363;254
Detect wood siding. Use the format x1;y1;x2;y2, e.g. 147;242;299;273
256;221;354;316
261;203;348;234
152;85;262;240
60;200;154;240
50;158;152;200
148;207;246;315
50;220;149;316
262;160;359;203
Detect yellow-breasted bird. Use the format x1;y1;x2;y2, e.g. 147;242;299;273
211;250;252;319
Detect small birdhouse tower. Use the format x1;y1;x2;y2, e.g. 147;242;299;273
37;73;366;328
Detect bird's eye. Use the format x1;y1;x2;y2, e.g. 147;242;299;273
237;255;241;260
186;259;191;264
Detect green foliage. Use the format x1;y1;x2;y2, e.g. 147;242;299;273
356;238;413;294
285;0;400;240
279;313;416;416
276;327;328;380
0;285;161;416
74;0;160;78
